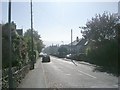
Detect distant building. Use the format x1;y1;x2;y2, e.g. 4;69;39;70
43;45;59;55
16;29;23;36
2;21;17;38
67;37;88;54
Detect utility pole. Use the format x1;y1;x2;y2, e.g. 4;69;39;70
30;0;34;69
61;41;64;45
118;1;120;15
70;29;77;66
71;29;73;54
8;0;13;88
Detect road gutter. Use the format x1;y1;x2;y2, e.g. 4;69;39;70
41;61;48;88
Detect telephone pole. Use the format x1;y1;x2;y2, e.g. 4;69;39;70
30;0;34;69
71;29;73;54
8;0;13;88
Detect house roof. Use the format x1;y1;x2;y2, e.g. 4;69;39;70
68;38;87;46
16;29;23;36
77;38;87;46
68;38;81;46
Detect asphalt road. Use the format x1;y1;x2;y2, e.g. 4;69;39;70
42;56;118;88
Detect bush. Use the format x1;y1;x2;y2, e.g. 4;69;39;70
86;40;118;75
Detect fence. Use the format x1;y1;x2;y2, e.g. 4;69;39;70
2;63;30;88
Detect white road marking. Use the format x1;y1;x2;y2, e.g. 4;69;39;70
78;70;97;79
78;73;82;75
52;57;96;78
65;74;71;75
55;58;73;64
113;85;118;87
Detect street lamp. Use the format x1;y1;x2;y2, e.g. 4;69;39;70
8;0;13;88
30;0;34;69
71;29;73;54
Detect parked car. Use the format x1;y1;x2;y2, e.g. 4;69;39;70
66;54;75;59
42;54;50;62
66;54;72;59
39;52;44;57
39;52;48;57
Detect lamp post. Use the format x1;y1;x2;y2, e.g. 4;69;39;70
30;0;34;69
8;0;13;88
71;29;73;54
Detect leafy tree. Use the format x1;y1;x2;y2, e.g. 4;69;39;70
82;12;118;42
24;29;44;57
81;12;119;75
58;46;68;57
43;45;59;55
2;22;28;68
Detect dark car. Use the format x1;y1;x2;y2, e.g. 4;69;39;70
42;54;50;62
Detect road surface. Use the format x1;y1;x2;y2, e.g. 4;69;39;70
42;56;118;88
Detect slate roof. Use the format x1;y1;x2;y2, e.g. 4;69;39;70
68;38;87;46
16;29;23;36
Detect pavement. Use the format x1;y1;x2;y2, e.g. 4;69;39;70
18;58;46;88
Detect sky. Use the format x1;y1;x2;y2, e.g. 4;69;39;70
1;0;119;46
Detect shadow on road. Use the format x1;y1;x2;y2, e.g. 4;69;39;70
71;60;77;66
42;61;51;63
93;66;119;77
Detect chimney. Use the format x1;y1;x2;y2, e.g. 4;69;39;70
76;36;79;42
